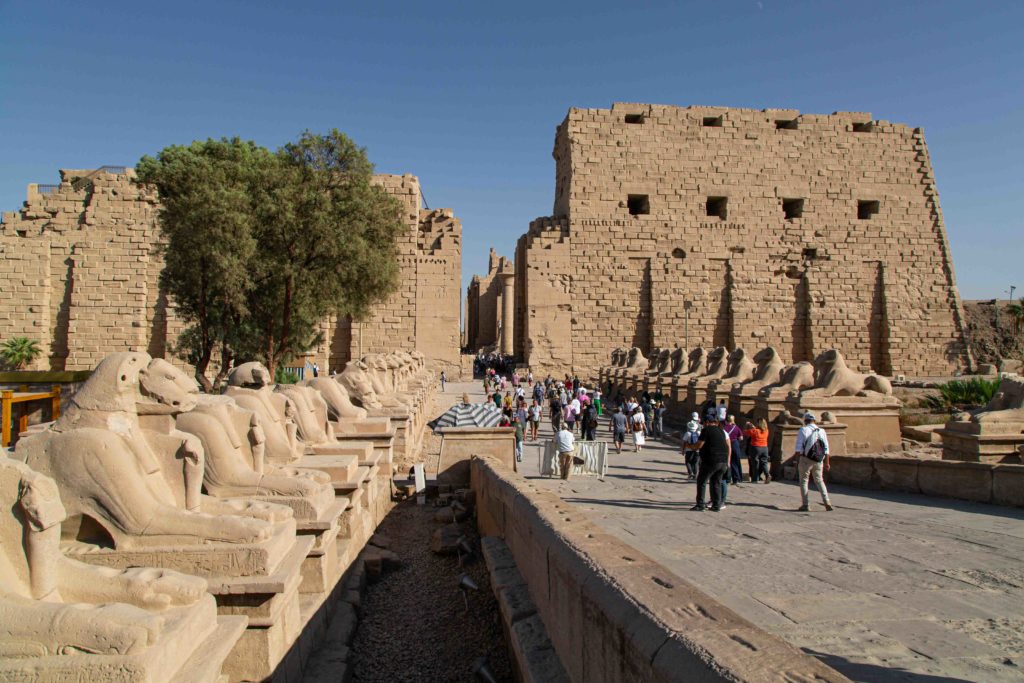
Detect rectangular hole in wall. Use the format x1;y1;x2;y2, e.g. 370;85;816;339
706;196;728;219
702;116;723;127
627;194;650;215
858;200;880;220
852;121;874;133
783;198;804;219
802;247;818;260
775;119;798;130
624;114;644;124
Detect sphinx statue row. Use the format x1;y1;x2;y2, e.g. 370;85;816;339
1;350;435;682
600;345;901;455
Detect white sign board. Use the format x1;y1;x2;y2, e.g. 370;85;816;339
413;463;426;492
540;440;608;478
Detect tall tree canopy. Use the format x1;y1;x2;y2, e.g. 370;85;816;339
138;130;405;386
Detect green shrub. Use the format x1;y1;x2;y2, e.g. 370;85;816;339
921;378;1000;412
274;366;300;385
0;337;43;370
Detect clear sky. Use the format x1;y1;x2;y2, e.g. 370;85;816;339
1;1;1021;302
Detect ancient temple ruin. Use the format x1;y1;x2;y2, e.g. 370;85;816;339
0;169;462;376
515;103;971;378
464;248;515;354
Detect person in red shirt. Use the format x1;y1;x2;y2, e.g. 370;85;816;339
743;418;771;483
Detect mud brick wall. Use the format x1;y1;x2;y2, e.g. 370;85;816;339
517;103;970;378
2;169;461;375
323;175;463;375
0;169;170;371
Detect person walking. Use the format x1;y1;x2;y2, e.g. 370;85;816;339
629;407;647;453
564;400;577;434
582;401;598;441
723;415;743;485
593;387;603;416
794;412;833;511
610;406;627;454
691;412;731;512
652;401;666;439
440;371;447;392
513;415;525;463
549;392;563;433
682;412;702;479
555;423;576;480
528;399;542;440
533;381;545;405
717;399;728;422
743;419;771;483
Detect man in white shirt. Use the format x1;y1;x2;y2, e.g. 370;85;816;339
793;412;833;512
554;425;576;480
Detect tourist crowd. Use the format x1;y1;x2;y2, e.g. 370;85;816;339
481;369;832;512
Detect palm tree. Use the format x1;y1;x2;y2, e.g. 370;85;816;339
0;337;42;370
1009;298;1024;336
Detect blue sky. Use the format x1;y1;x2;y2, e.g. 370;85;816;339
1;1;1021;301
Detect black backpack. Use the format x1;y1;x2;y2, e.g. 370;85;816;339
804;427;827;462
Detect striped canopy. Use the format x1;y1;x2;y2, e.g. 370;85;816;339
429;402;505;431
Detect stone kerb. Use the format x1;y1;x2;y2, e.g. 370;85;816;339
470;455;850;683
826;455;1024;507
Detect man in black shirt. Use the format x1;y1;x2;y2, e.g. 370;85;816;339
691;414;731;512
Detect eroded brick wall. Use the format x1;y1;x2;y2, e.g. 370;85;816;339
2;169;462;375
0;169;168;370
517;103;970;378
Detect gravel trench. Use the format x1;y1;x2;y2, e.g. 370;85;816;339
349;501;513;682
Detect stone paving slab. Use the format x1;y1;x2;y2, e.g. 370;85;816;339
436;381;1024;682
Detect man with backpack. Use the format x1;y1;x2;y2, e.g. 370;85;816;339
793;412;834;512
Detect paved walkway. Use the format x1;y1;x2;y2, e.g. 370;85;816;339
440;380;1024;682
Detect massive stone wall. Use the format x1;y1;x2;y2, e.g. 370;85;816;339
1;169;461;374
321;174;463;376
516;103;970;378
0;169;175;371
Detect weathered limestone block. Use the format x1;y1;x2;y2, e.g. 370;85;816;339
783;350;900;454
707;348;756;410
225;362;304;464
754;361;816;422
0;456;244;683
938;374;1024;463
685;346;728;415
15;353;309;681
729;346;787;417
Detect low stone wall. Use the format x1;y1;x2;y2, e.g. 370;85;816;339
828;456;1024;507
471;455;848;683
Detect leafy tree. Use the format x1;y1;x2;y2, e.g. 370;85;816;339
245;130;405;376
139;130;405;384
0;337;43;370
137;139;268;391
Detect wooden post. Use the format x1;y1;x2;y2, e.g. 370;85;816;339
1;390;12;448
51;385;61;421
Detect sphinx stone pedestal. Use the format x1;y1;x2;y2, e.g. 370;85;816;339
0;456;246;683
65;521;309;683
937;420;1024;463
783;395;900;454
